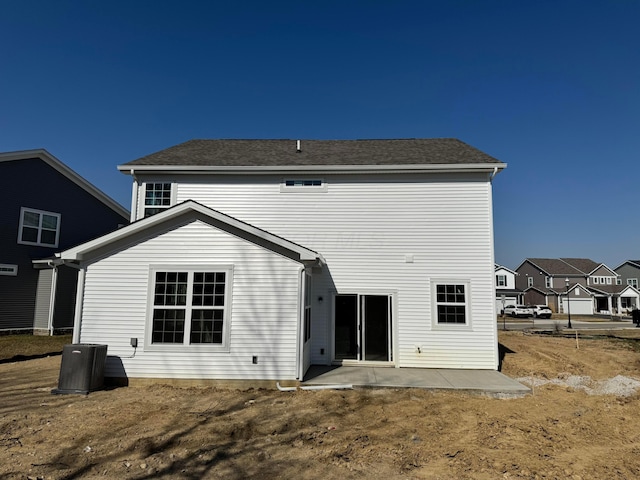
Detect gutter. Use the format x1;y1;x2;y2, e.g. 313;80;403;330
296;267;306;381
72;266;86;344
117;163;507;175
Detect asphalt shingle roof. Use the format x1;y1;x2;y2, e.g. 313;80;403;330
526;258;585;275
121;138;503;168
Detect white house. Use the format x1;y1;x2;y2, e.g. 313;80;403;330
495;264;520;314
59;139;506;385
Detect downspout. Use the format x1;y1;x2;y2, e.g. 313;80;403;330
489;167;498;182
130;169;139;222
296;267;306;381
46;261;58;336
72;266;86;344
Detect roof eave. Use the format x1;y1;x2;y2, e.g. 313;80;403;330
2;149;130;219
118;163;507;175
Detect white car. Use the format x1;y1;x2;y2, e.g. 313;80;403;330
530;305;552;319
503;305;533;318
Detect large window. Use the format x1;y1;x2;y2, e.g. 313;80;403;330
628;278;638;288
144;183;173;217
18;207;61;247
434;283;468;325
150;268;230;347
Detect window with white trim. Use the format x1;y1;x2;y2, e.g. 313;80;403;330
144;183;173;217
150;269;230;346
628;278;638;288
434;283;468;325
496;275;506;287
545;276;552;288
527;276;534;288
616;278;622;285
0;264;18;276
593;277;599;284
606;277;612;285
18;207;61;247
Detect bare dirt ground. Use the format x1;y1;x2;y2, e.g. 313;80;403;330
2;331;640;479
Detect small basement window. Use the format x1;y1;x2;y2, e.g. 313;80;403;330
281;179;327;193
0;264;18;276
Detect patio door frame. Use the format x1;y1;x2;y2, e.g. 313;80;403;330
331;291;396;366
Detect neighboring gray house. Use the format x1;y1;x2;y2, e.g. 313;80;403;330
0;150;129;334
516;258;639;315
614;260;640;310
59;138;506;384
495;264;521;313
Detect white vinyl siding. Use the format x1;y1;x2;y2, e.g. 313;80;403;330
132;171;499;370
78;219;303;380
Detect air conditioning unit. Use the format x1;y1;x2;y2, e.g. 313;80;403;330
52;344;108;395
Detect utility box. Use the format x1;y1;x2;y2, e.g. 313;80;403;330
52;344;108;394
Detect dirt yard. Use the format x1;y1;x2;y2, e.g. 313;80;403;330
2;331;640;480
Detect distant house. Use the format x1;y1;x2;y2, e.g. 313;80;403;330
515;258;639;315
495;264;521;313
614;260;640;311
0;150;129;334
58;138;506;384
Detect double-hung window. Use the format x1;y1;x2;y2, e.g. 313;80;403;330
144;183;173;217
496;275;506;287
150;267;231;348
433;282;469;327
628;278;638;288
18;207;61;247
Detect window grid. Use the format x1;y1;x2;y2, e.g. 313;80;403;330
151;270;227;345
144;183;172;217
18;208;61;247
496;275;506;287
435;284;467;324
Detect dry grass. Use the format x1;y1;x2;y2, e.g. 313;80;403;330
0;334;71;362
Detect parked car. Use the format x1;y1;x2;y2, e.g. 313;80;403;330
529;305;552;319
503;305;533;318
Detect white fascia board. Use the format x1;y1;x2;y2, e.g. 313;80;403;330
118;163;507;175
60;201;324;265
2;149;130;219
587;263;617;276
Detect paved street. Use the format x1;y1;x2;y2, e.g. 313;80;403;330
498;316;638;331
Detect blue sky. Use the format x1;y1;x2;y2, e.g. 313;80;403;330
2;1;638;270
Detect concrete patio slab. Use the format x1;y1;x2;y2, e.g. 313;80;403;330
303;365;530;395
